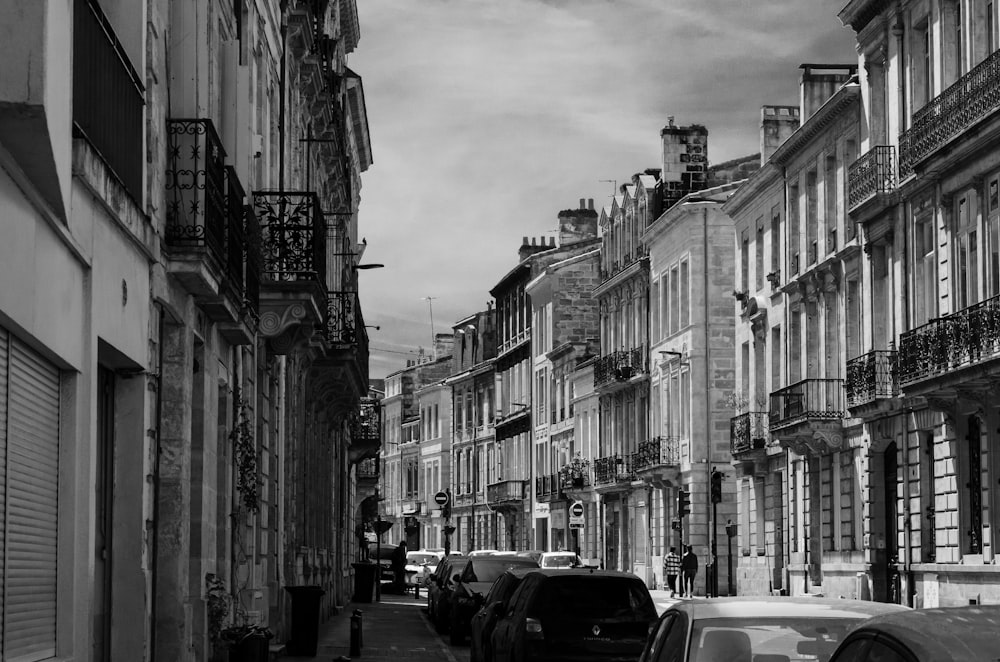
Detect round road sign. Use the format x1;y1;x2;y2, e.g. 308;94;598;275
434;491;450;507
570;501;584;518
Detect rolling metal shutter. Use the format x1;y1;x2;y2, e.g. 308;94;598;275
3;332;60;661
0;329;6;650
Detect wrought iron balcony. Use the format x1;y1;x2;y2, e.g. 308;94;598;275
848;145;896;211
845;350;898;407
899;49;1000;178
730;412;769;455
634;436;680;471
534;473;561;500
593;454;635;486
899;294;1000;386
769;379;845;429
357;456;379;480
165;119;227;269
244;208;262;321
558;461;591;489
72;0;144;203
326;291;358;345
594;345;648;388
352;397;381;444
486;479;526;506
252;191;327;285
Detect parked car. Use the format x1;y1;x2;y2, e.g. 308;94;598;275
371;542;398;583
827;604;1000;662
639;597;910;662
406;550;444;587
450;555;540;644
516;550;544;564
469;549;501;557
470;568;537;662
538;551;583;569
427;555;470;632
491;569;658;662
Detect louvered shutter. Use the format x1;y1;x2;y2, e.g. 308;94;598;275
4;336;59;661
0;329;7;644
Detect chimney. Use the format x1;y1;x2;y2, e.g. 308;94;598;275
519;236;551;261
799;64;857;120
760;105;800;164
661;119;708;211
558;200;598;246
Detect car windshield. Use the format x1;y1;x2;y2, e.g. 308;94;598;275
541;554;579;568
465;558;538;584
407;553;438;565
688;618;859;662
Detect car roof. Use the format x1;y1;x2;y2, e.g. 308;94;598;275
665;597;910;621
524;568;643;580
842;605;1000;661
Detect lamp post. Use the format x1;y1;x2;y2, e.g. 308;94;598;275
726;520;738;595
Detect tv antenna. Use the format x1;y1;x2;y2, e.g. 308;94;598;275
423;296;437;354
599;179;617;198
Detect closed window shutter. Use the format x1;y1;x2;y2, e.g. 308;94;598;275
4;337;59;661
0;329;7;643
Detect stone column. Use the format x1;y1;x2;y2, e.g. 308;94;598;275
155;319;194;662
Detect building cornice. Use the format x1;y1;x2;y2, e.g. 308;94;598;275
722;162;782;217
838;0;890;33
770;84;860;166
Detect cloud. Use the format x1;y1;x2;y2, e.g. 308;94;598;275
352;0;855;378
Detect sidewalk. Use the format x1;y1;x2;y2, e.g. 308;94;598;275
279;589;466;662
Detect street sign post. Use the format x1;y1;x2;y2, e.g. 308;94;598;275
569;500;585;528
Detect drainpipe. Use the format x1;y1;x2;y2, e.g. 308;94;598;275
703;207;714;595
278;2;288;190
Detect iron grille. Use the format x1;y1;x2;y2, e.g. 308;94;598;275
730;412;769;454
845;350;898;406
165;119;227;267
848;145;896;210
634;436;681;470
326;291;358;345
768;379;845;428
898;293;1000;385
252;191;327;284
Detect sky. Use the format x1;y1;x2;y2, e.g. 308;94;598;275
350;0;857;380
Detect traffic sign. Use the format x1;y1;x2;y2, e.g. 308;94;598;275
434;491;450;507
569;522;585;529
570;501;585;518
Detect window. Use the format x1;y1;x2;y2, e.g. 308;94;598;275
912;18;932;109
954;193;978;311
913;212;937;327
988;175;1000;297
660;272;670;337
825;155;838;253
680;259;690;328
741;228;750;293
806;170;818;264
770;205;781;279
788;182;800;274
755;218;765;291
670;266;680;335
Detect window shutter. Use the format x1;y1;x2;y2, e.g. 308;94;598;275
0;329;7;642
4;337;59;661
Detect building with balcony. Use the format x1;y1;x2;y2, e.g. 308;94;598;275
489;202;599;551
1;1;376;659
525;228;601;554
837;0;1000;607
446;309;500;552
724;63;868;600
642;180;742;595
379;338;454;549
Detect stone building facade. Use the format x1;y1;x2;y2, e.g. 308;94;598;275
0;1;376;660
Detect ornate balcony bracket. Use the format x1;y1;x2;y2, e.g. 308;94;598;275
775;422;845;456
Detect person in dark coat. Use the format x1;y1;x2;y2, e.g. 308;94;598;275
391;540;408;593
681;545;698;597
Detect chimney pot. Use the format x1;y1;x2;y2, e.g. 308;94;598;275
579;198;585;209
588;198;594;209
668;115;675;127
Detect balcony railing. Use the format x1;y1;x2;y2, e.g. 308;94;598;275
593;454;635;486
487;479;526;504
899;48;1000;177
352;398;381;444
252;191;327;284
326;291;358;345
845;350;898;406
899;294;1000;385
769;379;845;428
165;119;227;267
357;456;379;480
534;474;560;499
594;345;648;388
848;145;896;211
634;436;680;470
558;462;591;489
730;412;769;455
72;0;145;203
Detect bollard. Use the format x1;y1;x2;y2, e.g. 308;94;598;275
414;580;420;600
350;609;363;657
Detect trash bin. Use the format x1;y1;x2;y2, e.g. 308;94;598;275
224;626;273;662
284;585;326;657
351;562;377;603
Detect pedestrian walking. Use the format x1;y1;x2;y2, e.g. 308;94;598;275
663;546;682;597
391;540;408;594
681;545;698;597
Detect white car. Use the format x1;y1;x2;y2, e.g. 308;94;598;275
539;551;583;569
406;550;444;586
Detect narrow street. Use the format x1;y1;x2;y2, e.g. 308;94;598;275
282;589;678;661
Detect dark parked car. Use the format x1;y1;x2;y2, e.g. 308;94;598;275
371;543;398;584
827;604;1000;662
470;568;537;662
490;569;658;662
427;555;470;632
450;555;539;644
639;597;909;662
